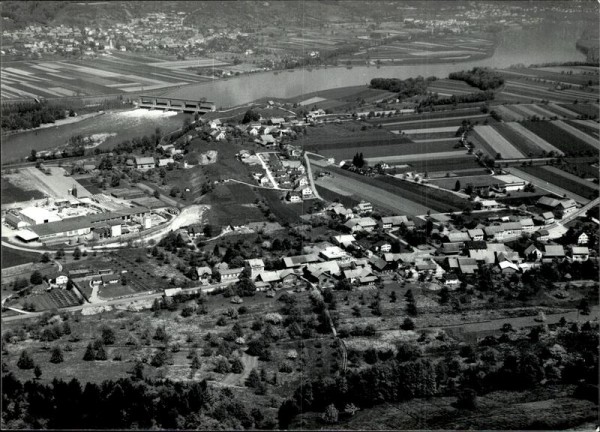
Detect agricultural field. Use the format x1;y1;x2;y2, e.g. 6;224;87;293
369;107;485;125
521;121;598;156
427;79;477;96
520;165;598;201
341;35;494;64
496;78;597;104
0;176;45;204
0;52;215;100
561;103;599;118
21;289;81;312
391;156;482;175
501;67;600;87
307;139;463;162
472;125;525;159
490;123;544;157
0;246;41;269
552;120;600;150
427;174;498;191
503;122;564;156
287;85;396;112
565;120;600;139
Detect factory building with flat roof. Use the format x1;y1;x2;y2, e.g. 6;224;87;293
25;206;149;242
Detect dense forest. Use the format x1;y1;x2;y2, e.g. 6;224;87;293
369;76;438;99
448;67;505;90
1;374;275;429
1;101;69;132
278;319;599;429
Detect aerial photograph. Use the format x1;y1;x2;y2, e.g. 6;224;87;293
0;0;598;430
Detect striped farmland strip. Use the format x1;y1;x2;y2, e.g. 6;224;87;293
504;122;565;155
548;103;581;117
472;125;525;159
523;104;564;119
509;104;541;118
495;105;524;121
553;120;600;150
573;120;599;130
402;126;460;134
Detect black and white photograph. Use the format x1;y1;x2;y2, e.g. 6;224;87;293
0;1;598;430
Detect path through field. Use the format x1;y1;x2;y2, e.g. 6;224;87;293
221;353;258;386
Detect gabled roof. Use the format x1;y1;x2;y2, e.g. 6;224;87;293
468;228;484;237
572;246;589;255
134;156;155;165
541;212;554;219
537;196;561;208
381;215;409;225
543;245;565;257
519;218;534;226
465;241;487;250
524;244;541;255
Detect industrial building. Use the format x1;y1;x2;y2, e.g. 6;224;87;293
19;206;62;225
138;96;216;114
19;206;149;242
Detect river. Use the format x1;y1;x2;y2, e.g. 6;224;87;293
1;22;587;162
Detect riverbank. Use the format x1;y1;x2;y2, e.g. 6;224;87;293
1;111;106;138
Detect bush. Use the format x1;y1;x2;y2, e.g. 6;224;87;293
17;350;35;369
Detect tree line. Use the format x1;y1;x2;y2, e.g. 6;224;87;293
369;76;437;99
448;67;505;91
278;319;598;428
1;101;69;132
1;374;274;429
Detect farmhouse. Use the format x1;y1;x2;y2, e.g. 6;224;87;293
541;212;555;224
245;258;265;279
478;199;503;210
570;246;590;262
134;156;156;171
355;200;373;214
524;244;543;261
344;217;377;233
542;244;566;262
219;267;243;281
282;254;319;269
467;229;484;241
157;157;175;167
101;274;120;286
576;232;589;245
381;215;410;229
333;234;357;248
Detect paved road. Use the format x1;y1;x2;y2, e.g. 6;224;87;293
303;152;323;200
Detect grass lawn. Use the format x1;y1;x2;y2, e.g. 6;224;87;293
256;189;305;224
202;183;266;228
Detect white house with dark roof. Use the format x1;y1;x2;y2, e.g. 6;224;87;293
134;156;155;171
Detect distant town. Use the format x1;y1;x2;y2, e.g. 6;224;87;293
1;1;598;431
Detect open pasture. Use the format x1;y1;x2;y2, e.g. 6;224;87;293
522;121;598;155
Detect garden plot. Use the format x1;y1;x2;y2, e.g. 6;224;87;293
552;120;600;150
472;125;525;159
504;122;564;156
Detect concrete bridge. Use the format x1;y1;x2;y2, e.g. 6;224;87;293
138;96;216;114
